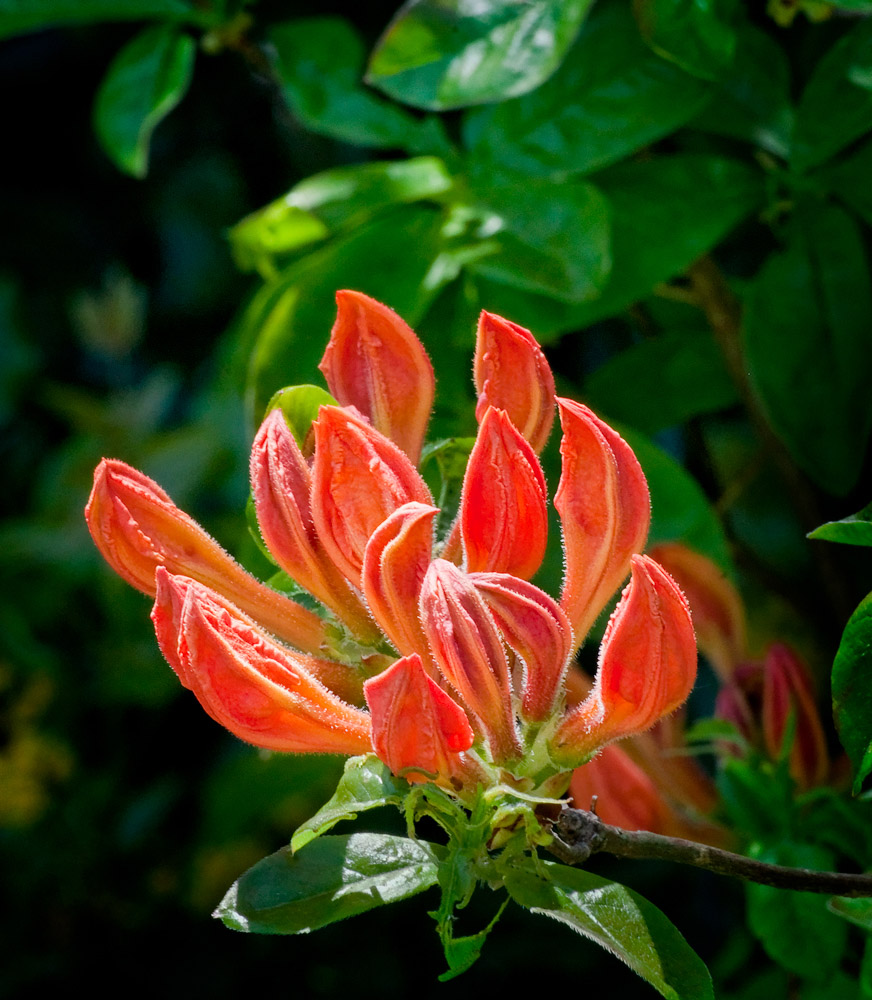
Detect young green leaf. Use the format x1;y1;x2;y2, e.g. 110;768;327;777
93;25;195;179
215;833;443;934
808;502;872;547
502;858;713;1000
633;0;737;82
832;592;872;794
291;755;410;853
366;0;595;110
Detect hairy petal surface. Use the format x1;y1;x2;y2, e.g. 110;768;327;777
311;406;432;585
472;573;572;722
420;559;521;764
86;459;328;655
319;290;434;464
473;311;555;453
552;555;696;764
555;400;650;646
361;502;438;660
364;653;478;787
251;409;375;638
461;407;548;580
151;570;371;754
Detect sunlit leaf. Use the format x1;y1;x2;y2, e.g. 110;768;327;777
808;502;872;547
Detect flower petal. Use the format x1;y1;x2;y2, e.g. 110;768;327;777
460;407;548;580
311;406;432;586
364;653;479;787
420;559;521;764
552;555;696;764
86;458;328;655
361;501;438;659
151;569;371;754
319;290;434;464
473;311;555;453
251;409;377;639
570;745;669;833
471;572;572;722
555;400;650;645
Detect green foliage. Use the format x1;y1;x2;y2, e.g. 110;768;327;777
832;593;872;793
809;502;872;547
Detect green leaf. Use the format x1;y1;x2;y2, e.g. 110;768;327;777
437;899;508;982
366;0;595;111
290;755;410;853
571;154;764;325
93;25;195;179
585;330;738;435
262;385;338;448
743;199;872;495
747;843;847;982
808;502;872;547
462;0;710;179
821;138;872;227
269;18;445;152
0;0;206;40
465;178;611;302
633;0;737;82
230;157;454;276
215;833;443;934
829;896;872;932
242;204;450;420
623;426;732;572
832;592;872;794
503;858;713;1000
792;19;872;172
690;21;793;158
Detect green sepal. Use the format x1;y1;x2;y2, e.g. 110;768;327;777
215;832;443;934
290;754;410;853
500;856;714;1000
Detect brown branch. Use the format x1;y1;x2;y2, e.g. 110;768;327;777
548;805;872;897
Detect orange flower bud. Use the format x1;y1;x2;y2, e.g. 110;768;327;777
763;643;828;788
555;400;650;645
319;290;434;464
86;459;328;655
311;406;432;586
471;572;572;722
420;559;521;764
461;407;548;580
364;653;479;787
361;502;438;659
552;555;696;764
251;409;377;640
151;570;372;755
648;543;747;680
473;311;555;453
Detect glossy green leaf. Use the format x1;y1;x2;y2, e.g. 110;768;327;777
586;330;738;434
462;0;710;178
792;19;872;172
633;0;737;82
808;502;872;547
691;21;793;158
291;755;410;853
747;843;846;981
829;896;872;932
263;385;338;448
574;155;763;326
215;833;442;934
270;18;445;152
744;200;872;495
366;0;594;110
93;25;195;179
243;205;449;420
465;178;611;302
832;592;872;793
230;157;454;276
503;858;713;1000
0;0;205;39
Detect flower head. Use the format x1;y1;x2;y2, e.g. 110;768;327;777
86;290;698;798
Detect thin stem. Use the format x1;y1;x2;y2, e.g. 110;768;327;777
548;805;872;897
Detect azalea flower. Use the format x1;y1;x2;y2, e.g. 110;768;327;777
86;290;697;799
